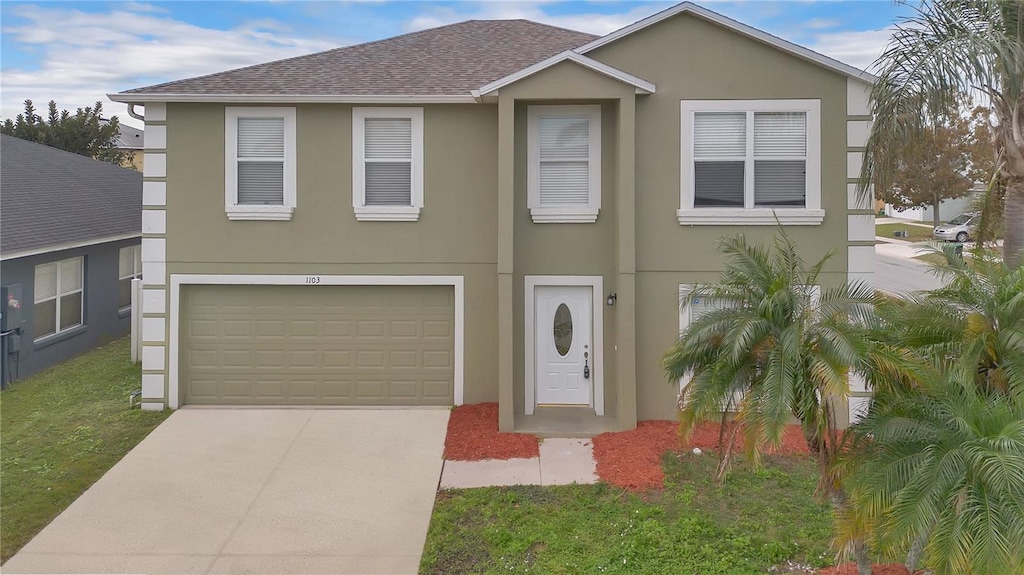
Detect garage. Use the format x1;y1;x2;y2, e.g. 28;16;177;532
182;284;455;405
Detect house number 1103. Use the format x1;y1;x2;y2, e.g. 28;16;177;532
305;276;321;284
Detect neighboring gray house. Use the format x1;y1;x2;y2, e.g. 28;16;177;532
0;134;142;382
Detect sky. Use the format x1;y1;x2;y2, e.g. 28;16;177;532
0;1;915;129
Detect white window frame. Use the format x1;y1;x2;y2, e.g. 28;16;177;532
118;245;142;313
352;107;424;222
34;257;84;342
224;107;297;221
527;105;602;223
678;99;823;226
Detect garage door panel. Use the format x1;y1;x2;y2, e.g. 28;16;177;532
183;285;454;405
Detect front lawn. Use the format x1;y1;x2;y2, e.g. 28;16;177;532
876;222;934;242
421;452;833;574
0;337;170;563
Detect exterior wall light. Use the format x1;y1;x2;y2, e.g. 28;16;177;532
606;293;617;306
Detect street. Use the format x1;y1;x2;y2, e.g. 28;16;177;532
874;252;948;295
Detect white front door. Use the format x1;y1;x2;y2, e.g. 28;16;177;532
535;286;592;405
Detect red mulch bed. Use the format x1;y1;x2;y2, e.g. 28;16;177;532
444;403;540;461
592;420;810;491
817;563;912;575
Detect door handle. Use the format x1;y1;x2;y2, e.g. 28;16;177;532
584;347;590;380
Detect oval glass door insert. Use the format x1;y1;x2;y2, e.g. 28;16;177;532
553;303;573;357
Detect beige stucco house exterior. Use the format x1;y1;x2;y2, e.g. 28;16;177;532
109;2;875;432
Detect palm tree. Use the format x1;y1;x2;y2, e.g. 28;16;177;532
835;246;1024;573
662;231;909;572
865;0;1024;267
836;374;1024;575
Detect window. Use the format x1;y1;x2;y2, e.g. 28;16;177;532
679;100;823;225
224;107;296;221
352;107;423;221
34;257;84;341
676;285;743;411
527;105;601;223
118;245;142;312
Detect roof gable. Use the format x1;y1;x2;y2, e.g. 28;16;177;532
477;51;656;96
576;2;875;83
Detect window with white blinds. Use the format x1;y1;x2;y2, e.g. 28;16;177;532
34;257;84;341
118;245;142;311
679;100;821;225
224;107;296;221
352;108;423;221
527;105;602;223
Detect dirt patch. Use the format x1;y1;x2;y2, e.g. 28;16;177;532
817;563;912;575
444;403;540;461
592;420;811;490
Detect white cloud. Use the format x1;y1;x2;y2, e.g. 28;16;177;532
806;26;895;72
403;1;673;37
0;4;343;128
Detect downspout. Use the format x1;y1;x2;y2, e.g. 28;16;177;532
127;104;145;122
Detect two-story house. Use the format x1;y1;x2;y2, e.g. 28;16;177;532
109;1;876;432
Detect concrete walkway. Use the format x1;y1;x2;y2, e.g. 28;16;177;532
4;408;449;575
440;438;598;489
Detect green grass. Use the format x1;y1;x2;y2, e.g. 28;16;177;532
0;337;170;563
876;222;934;242
420;453;834;574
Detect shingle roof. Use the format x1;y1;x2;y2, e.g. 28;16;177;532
1;135;142;257
121;20;597;96
113;123;144;149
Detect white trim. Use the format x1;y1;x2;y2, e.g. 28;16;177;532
142;317;166;343
144;103;167;122
848;245;875;274
847;78;872;116
0;233;141;261
679;99;822;225
110;93;476;104
167;274;465;410
575;2;876;83
847;183;872;210
142;345;166;371
524;275;604;416
142;182;166;207
479;50;656;95
145;125;167;149
848;214;875;242
142;262;166;286
847;151;864;179
141;238;165;263
847;120;871;148
142;373;164;398
224;107;297;221
143;153;166;178
527;105;602;223
142;288;166;314
352;107;424;222
141;210;166;234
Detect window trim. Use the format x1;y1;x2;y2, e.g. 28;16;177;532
224;107;297;221
678;99;823;226
527;105;602;223
34;257;84;342
352;107;424;222
118;245;142;313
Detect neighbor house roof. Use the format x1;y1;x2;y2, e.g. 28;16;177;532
109;3;873;105
115;20;597;99
0;135;142;260
113;123;144;150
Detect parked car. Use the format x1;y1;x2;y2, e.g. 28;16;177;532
933;212;977;242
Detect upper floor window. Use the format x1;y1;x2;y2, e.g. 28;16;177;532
224;107;296;221
679;100;823;225
35;257;84;341
527;105;601;223
118;245;142;313
352;107;423;221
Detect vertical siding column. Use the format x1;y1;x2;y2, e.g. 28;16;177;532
140;103;169;411
497;95;516;431
616;96;638;429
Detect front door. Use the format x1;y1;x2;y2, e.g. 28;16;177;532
535;286;592;405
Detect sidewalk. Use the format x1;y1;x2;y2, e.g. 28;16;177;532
875;236;930;261
440;438;598;489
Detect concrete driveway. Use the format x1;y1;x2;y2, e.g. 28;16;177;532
4;408;449;575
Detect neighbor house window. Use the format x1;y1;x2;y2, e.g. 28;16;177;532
118;245;142;312
678;100;823;225
352;107;423;221
224;107;296;221
34;257;84;341
527;105;601;223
